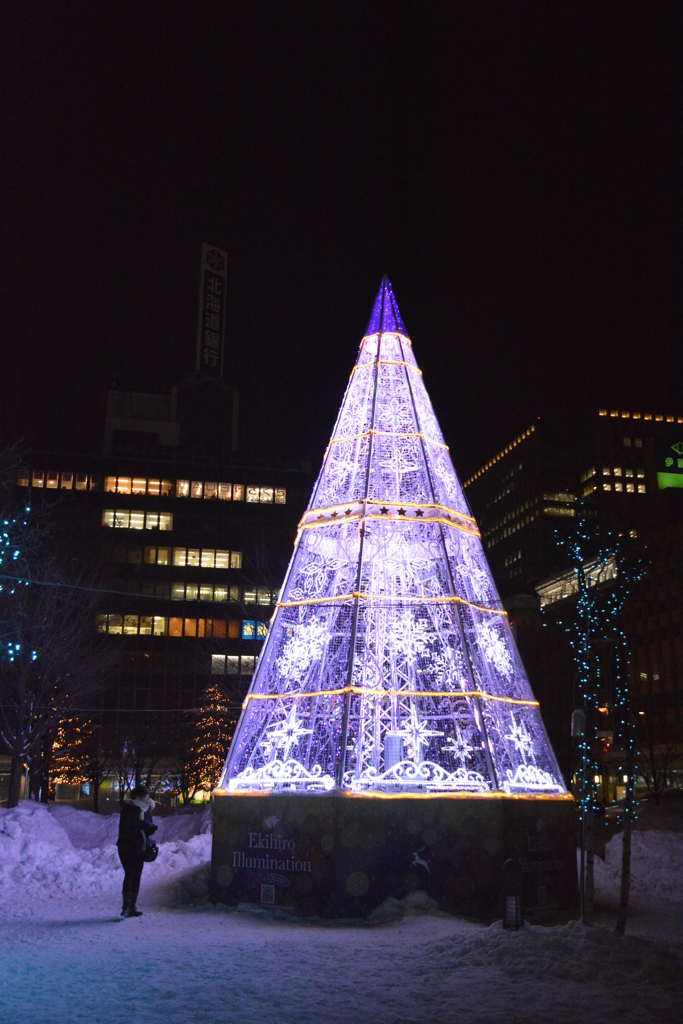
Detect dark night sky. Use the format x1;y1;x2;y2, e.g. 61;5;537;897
0;2;680;478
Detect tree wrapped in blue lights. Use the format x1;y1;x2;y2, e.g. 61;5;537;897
221;280;566;795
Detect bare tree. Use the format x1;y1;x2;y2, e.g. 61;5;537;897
635;708;682;806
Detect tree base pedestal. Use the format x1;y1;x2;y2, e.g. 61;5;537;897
210;791;577;922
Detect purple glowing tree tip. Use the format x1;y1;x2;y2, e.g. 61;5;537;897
220;284;566;797
365;277;406;336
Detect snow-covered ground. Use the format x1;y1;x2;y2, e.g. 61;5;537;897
0;802;681;1024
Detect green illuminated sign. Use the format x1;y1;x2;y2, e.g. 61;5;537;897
658;440;683;490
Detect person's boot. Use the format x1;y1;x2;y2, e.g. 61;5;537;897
121;893;130;917
127;892;143;917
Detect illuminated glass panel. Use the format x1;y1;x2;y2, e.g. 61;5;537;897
218;483;232;500
215;550;230;569
201;549;215;568
191;481;203;499
132;478;146;495
157;547;169;566
204;482;218;499
147;479;160;496
222;280;566;796
32;470;44;488
230;551;242;569
117;477;132;494
187;548;200;567
233;485;244;501
176;480;189;497
158;513;173;531
274;488;286;504
246;486;259;503
61;472;73;490
46;471;59;489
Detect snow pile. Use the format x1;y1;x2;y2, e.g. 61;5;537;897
594;829;683;904
0;802;211;914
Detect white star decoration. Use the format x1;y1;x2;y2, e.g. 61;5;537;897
441;726;473;766
266;706;313;760
505;713;533;761
399;703;443;762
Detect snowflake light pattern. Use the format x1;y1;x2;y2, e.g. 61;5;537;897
221;279;566;796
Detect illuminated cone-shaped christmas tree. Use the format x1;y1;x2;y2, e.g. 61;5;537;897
222;280;565;796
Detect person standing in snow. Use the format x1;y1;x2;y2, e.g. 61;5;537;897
117;784;157;917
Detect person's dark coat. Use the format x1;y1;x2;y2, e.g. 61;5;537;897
117;798;156;857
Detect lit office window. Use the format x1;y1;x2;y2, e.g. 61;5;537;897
215;550;230;569
176;480;189;498
90;475;101;491
139;617;153;636
75;473;88;491
257;588;271;606
31;470;44;488
626;483;634;493
144;547;156;564
108;615;123;634
201;549;215;568
200;585;214;602
147;479;160;496
102;509;115;527
160;480;173;496
623;438;631;447
257;622;268;639
185;584;198;601
157;547;170;565
638;484;646;494
603;484;611;492
168;617;183;637
244;588;256;605
242;620;256;640
625;468;633;478
61;472;73;490
132;478;146;495
123;615;139;635
173;548;186;566
211;655;225;675
274;488;286;504
227;655;239;675
204;482;217;499
187;548;200;566
229;586;240;603
260;487;273;503
46;471;59;489
230;551;242;569
158;513;173;531
171;583;185;601
241;656;256;675
184;618;197;637
117;477;132;494
96;615;107;633
129;511;145;530
218;483;232;500
191;481;203;499
115;510;130;528
614;467;622;477
228;620;240;638
104;476;117;493
16;469;29;487
246;486;259;503
636;469;645;479
214;586;228;602
615;483;623;493
602;467;610;476
233;485;244;501
153;616;166;635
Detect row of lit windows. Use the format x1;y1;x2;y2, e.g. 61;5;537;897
542;492;575;503
486;511;541;548
542;506;575;518
18;471;286;505
464;426;536;487
169;583;276;605
603;483;646;494
598;409;681;423
104;475;286;504
582;466;645;482
102;510;173;531
113;546;242;568
485;497;538;536
504;550;522;567
97;614;268;639
211;655;257;676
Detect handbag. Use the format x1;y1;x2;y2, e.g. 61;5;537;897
142;838;159;863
